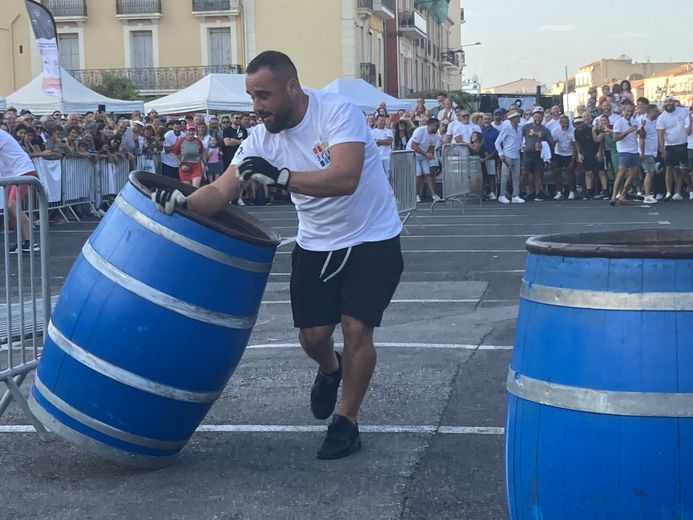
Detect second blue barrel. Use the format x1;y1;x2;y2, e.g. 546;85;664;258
506;229;693;519
29;171;281;468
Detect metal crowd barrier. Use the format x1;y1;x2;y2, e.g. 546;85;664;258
390;150;418;226
433;144;484;211
0;177;51;438
28;154;162;221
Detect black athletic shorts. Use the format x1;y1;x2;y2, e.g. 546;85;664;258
523;152;544;175
290;236;403;328
552;155;572;169
665;144;689;169
161;163;180;180
581;154;598;173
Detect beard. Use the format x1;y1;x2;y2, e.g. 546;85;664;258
260;106;293;134
664;104;675;113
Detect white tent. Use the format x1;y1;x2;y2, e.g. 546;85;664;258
144;74;253;115
5;69;143;115
321;78;412;113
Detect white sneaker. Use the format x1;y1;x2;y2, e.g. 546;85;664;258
643;195;657;204
511;196;526;204
553;192;564;200
568;191;576;200
655;193;664;201
416;195;421;203
672;193;683;201
488;192;497;201
689;192;693;201
237;198;245;206
498;195;510;204
432;194;442;202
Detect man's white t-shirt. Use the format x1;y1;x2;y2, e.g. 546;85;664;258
551;126;575;157
641;117;659;156
656;108;688;146
407;126;438;155
161;130;183;167
452;122;481;144
0;129;36;177
232;89;401;252
446;119;462;139
370;127;394;160
613;117;640;154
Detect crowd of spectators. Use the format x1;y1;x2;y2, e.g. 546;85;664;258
366;85;693;205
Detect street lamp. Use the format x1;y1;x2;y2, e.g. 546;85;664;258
451;42;482;52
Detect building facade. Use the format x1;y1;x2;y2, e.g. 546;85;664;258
572;57;688;106
0;0;464;99
642;64;693;106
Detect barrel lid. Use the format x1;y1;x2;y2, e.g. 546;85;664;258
129;171;281;247
526;229;693;259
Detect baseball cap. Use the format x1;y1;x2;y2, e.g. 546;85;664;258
573;116;584;123
507;110;521;119
665;95;676;102
493;108;503;116
532;106;545;114
132;120;144;127
186;124;196;130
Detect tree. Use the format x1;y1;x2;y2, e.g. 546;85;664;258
93;73;139;100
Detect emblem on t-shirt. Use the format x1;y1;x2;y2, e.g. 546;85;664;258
312;142;331;167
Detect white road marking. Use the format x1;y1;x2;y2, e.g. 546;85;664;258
246;342;513;351
278;236;296;247
0;424;505;435
658;221;671;225
274;249;528;255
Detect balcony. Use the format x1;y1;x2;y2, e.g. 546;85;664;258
373;0;395;19
440;50;461;69
115;0;162;20
42;0;87;21
460;7;465;23
192;0;240;17
69;65;243;95
360;63;376;86
398;10;427;39
357;0;373;17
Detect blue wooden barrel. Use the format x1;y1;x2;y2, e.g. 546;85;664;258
29;172;281;468
506;229;693;519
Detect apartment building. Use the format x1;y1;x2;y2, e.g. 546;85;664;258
642;64;693;106
0;0;465;98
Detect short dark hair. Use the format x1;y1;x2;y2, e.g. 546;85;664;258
636;97;649;105
427;117;440;125
246;50;298;80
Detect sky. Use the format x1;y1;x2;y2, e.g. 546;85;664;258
461;0;693;89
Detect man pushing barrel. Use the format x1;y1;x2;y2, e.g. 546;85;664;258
153;50;403;459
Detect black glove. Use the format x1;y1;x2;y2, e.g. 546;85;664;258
151;188;187;215
237;156;291;188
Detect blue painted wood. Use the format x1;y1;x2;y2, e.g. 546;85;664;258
507;241;693;519
31;179;279;466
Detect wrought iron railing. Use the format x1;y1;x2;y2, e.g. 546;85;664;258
116;0;162;15
375;0;394;13
357;0;373;10
69;65;243;92
43;0;87;17
440;50;460;68
360;63;376;86
192;0;239;11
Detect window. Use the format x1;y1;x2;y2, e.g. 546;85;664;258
58;33;79;71
208;28;231;68
131;30;153;69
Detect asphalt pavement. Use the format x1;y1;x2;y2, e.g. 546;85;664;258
1;196;691;520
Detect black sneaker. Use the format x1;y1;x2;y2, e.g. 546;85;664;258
317;414;361;460
533;192;547;201
310;351;342;420
524;192;535;201
9;243;19;254
21;241;40;253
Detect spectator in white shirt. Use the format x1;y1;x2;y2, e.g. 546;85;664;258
370;115;394;178
611;103;641;205
494;110;525;204
639;104;660;204
656;96;690;200
550;115;577;200
407;117;442;202
453;110;482;144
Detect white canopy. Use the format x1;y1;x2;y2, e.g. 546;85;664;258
5;69;143;115
144;74;253;115
320;78;412;113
